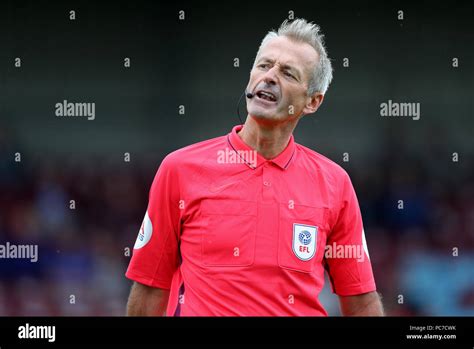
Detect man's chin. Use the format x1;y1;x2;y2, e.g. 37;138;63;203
248;111;287;126
248;104;278;118
249;111;276;122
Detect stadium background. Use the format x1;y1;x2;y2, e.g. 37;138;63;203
0;0;473;315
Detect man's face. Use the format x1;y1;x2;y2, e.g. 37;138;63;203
246;36;321;124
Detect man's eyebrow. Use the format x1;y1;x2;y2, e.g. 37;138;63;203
256;57;273;63
257;57;302;79
281;64;301;78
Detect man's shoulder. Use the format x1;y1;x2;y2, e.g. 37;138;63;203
295;143;349;181
161;134;227;166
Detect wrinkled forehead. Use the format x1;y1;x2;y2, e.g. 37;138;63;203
255;36;319;73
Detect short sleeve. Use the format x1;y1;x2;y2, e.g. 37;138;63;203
324;171;376;296
125;155;181;289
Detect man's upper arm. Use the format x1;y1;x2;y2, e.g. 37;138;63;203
324;171;376;296
338;291;384;316
127;282;171;316
125;154;182;290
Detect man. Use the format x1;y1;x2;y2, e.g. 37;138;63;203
126;18;384;316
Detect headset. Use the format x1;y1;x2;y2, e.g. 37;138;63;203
236;90;255;125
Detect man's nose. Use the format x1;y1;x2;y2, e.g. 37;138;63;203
262;66;278;85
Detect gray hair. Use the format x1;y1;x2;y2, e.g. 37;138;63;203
254;18;333;95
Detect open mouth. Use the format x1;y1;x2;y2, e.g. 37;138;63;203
255;90;277;103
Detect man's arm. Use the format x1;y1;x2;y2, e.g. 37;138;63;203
126;282;170;316
338;291;384;316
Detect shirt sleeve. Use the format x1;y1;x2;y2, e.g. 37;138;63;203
125;154;181;289
324;171;376;296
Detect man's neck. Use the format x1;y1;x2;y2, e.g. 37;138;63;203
237;116;297;160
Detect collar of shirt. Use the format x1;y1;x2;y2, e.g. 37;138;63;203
227;125;296;170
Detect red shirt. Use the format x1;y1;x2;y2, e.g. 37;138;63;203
126;125;376;316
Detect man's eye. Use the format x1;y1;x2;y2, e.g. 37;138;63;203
259;64;269;69
284;71;295;79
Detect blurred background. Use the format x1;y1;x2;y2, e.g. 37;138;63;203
0;0;473;315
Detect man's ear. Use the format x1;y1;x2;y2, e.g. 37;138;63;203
302;92;324;115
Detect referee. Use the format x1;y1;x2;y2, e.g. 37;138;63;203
126;18;384;316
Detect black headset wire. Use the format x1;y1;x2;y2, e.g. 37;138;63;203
236;90;246;125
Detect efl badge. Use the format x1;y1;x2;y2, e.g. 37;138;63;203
134;211;153;249
293;224;317;261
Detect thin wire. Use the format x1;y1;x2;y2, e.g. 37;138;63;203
236;90;246;125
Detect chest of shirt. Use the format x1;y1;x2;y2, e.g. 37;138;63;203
178;161;336;273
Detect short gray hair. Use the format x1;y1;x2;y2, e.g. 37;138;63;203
254;18;333;95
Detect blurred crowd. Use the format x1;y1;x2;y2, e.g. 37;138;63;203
0;129;473;316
